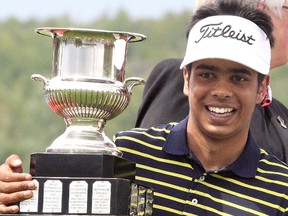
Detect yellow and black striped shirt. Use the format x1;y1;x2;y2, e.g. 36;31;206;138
114;118;288;215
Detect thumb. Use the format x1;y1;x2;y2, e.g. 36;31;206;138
5;154;23;173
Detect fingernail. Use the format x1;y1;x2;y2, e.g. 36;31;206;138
12;159;22;166
28;181;36;188
23;190;32;198
11;205;19;213
24;174;32;180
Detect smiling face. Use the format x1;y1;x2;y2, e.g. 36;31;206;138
183;59;269;142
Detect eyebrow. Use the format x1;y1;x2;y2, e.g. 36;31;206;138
195;63;252;75
195;64;217;71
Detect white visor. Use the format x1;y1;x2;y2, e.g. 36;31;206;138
180;15;271;75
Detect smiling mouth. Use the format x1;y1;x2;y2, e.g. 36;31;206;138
207;107;234;117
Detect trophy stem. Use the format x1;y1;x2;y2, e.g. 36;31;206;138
46;117;122;156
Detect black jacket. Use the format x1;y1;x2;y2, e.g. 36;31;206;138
136;58;288;163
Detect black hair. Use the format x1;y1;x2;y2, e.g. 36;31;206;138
185;0;274;84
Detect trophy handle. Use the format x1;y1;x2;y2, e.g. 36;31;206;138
124;77;145;92
31;74;49;86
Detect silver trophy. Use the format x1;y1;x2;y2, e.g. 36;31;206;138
19;27;153;215
31;27;146;156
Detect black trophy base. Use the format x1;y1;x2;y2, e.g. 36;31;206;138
19;152;153;215
30;153;136;180
19;176;153;215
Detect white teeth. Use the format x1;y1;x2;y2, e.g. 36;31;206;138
208;107;233;114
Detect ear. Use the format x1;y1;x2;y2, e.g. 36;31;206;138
183;67;189;96
256;75;270;104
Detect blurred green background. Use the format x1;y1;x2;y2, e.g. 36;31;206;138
0;10;287;171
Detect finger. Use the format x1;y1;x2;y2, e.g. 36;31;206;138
0;204;20;214
0;155;31;182
5;154;23;173
0;166;32;183
0;181;36;193
0;190;33;205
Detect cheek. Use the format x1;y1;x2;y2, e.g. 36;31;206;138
243;89;262;108
187;84;206;105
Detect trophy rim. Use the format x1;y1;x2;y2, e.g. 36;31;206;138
35;27;147;43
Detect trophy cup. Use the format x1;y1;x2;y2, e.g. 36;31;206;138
18;27;153;215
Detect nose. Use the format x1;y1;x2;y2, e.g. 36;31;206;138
210;79;233;99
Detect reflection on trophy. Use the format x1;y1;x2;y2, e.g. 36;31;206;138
19;27;153;215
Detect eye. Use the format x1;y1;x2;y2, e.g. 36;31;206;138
201;72;215;79
232;75;247;82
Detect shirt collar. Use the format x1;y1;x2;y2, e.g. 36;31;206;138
163;117;190;155
163;117;260;178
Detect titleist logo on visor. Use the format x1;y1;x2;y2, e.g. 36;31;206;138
195;22;256;45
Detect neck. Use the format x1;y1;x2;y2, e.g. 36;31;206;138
187;123;248;172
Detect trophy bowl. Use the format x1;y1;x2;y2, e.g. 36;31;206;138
32;27;146;156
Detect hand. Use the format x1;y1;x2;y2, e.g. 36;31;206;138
0;154;36;214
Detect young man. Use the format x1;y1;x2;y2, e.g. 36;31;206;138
116;1;288;215
136;0;288;163
1;1;288;215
